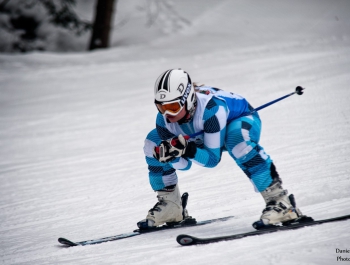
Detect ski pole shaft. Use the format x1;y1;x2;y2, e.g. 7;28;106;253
251;86;304;113
187;86;305;138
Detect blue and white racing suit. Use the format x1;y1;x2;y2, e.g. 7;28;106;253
143;86;273;192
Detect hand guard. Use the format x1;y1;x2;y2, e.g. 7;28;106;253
153;134;197;163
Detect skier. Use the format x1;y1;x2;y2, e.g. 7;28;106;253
138;69;303;229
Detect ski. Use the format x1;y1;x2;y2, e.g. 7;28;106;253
58;215;235;247
177;214;350;246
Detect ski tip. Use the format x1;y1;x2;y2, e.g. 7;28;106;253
176;234;197;246
58;237;79;247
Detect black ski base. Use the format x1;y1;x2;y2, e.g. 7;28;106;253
177;214;350;246
58;215;234;247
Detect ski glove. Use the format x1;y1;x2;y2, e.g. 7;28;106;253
153;134;197;163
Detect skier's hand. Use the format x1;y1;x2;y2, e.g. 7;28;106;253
153;134;197;163
153;140;176;163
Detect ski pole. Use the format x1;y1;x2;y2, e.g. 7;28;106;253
250;86;304;113
187;86;305;138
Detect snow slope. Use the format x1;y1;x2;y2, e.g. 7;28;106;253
1;0;350;264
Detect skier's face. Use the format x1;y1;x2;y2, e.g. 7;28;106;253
165;106;187;123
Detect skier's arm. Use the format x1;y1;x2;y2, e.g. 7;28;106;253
191;97;228;168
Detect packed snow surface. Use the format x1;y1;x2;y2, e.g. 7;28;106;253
1;0;350;264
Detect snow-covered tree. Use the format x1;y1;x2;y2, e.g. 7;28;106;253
0;0;91;52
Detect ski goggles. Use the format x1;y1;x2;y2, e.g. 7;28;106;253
155;100;184;116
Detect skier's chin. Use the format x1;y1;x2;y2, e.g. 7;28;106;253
166;114;179;123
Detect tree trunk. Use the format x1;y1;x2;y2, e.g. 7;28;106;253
89;0;116;51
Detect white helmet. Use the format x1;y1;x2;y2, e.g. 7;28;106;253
154;69;196;118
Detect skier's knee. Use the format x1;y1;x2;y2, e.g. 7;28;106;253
230;142;254;159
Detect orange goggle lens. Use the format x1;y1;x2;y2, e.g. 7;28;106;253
156;101;182;115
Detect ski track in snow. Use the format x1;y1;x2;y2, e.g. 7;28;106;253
1;0;350;264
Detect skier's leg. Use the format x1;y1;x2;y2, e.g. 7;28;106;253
138;129;184;228
225;113;273;192
225;113;302;225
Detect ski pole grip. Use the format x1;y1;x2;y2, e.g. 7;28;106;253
155;135;191;154
170;135;190;146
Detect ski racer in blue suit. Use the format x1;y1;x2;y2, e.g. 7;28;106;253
137;69;303;229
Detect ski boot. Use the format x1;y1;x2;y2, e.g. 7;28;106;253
137;185;192;229
253;181;309;229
